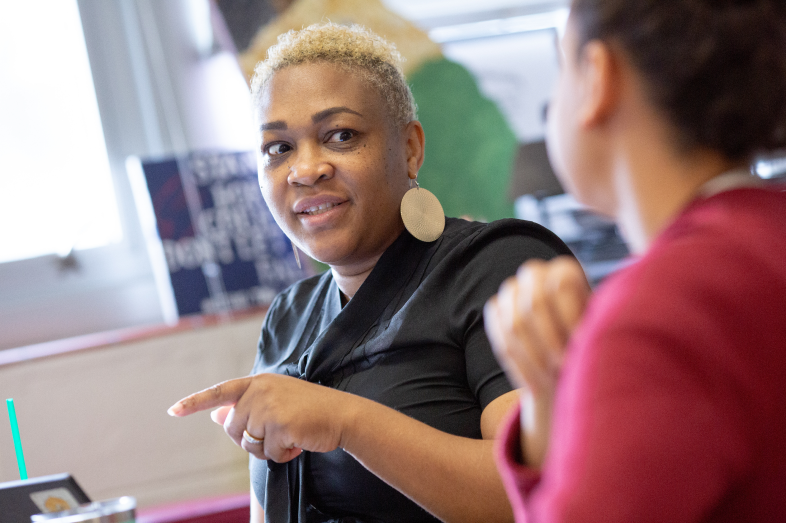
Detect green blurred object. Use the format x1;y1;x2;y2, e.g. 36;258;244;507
409;58;517;222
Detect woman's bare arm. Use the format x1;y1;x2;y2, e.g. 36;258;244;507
171;382;517;523
250;481;264;523
339;390;517;523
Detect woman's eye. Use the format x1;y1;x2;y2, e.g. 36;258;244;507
327;130;356;143
265;143;291;156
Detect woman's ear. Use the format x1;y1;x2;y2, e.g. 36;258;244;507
577;41;620;129
404;120;426;179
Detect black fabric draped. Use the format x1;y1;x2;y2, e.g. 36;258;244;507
250;218;573;523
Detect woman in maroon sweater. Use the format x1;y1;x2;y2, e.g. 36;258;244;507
485;0;786;521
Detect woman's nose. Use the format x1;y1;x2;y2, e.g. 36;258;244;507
287;146;334;186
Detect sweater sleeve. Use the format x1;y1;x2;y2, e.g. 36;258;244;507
502;190;786;523
507;210;778;522
494;267;755;523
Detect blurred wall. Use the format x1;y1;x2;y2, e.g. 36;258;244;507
0;314;265;508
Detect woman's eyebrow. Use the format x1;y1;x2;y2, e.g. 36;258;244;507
260;121;287;131
312;106;362;123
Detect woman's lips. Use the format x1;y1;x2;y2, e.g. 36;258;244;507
293;195;348;214
293;198;349;228
300;201;341;216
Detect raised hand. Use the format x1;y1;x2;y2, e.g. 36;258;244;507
484;256;590;467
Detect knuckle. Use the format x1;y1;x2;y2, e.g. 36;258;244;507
497;275;517;297
552;254;574;268
210;383;223;400
492;337;510;354
249;447;267;460
516;262;533;280
524;283;548;314
254;374;273;394
529;288;548;311
267;448;284;463
483;298;498;320
523;258;546;271
555;258;586;282
227;427;242;443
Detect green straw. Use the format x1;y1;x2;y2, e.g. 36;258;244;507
6;398;28;480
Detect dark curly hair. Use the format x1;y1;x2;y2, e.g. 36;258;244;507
570;0;786;161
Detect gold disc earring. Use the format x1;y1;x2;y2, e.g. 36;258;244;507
400;178;445;242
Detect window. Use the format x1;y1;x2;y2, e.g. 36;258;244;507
0;1;122;263
0;0;255;350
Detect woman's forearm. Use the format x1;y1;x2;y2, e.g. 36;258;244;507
520;388;556;469
339;395;513;523
171;374;514;522
250;483;264;523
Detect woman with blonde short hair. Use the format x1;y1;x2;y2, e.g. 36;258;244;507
169;23;572;522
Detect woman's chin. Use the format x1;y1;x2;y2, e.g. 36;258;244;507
297;244;346;268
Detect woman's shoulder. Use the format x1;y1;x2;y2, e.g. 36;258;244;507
263;270;333;324
586;187;786;341
255;270;335;370
648;186;786;279
435;217;573;265
444;216;571;246
402;217;574;308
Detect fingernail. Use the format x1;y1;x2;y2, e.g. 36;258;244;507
167;403;182;416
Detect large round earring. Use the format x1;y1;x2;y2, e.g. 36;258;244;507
400;178;445;242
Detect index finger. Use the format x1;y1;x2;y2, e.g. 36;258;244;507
167;376;252;417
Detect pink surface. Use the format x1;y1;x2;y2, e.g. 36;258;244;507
136;493;250;523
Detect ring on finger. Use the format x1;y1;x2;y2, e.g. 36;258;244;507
243;429;264;446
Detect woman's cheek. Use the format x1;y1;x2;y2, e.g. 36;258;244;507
546;76;585;200
546;96;568;184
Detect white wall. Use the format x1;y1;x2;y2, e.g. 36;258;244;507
442;29;561;143
0;313;266;508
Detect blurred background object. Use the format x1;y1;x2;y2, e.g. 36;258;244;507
510;140;631;286
129;150;307;320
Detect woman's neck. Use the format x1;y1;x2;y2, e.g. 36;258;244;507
590;57;746;254
330;255;381;306
611;140;743;254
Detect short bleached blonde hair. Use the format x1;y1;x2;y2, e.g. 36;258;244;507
250;22;417;129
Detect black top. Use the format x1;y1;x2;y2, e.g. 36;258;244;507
250;218;573;523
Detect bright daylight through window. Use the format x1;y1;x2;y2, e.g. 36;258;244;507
0;0;121;263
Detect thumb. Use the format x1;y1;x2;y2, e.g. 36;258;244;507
210;405;233;425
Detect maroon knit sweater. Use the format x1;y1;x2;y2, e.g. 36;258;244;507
496;186;786;522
